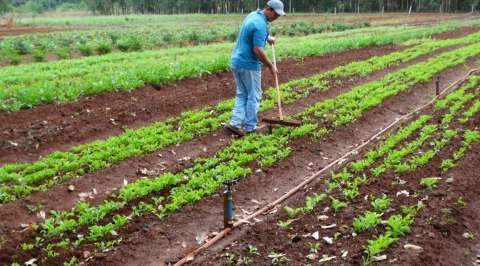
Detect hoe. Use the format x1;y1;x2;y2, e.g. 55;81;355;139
262;43;302;132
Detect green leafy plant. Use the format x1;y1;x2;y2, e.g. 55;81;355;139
246;244;260;256
371;195;391;212
352;211;382;233
78;43;93;56
330;197;348;212
366;232;397;257
96;42;112;55
420;177;440;189
268;251;289;265
386;214;413;237
32;49;46;62
224;252;236;266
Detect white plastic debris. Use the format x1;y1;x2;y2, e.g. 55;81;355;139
372;254;387;261
463;232;474;239
318;255;336;263
318;215;329;221
20;223;29;229
396;190;410;197
321;224;337;229
37;211;46;220
25;258;37;265
323;237;334;245
311;231;320;240
251;199;262;204
8;141;18;147
404;244;423;250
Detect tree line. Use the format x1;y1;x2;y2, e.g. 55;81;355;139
1;0;479;15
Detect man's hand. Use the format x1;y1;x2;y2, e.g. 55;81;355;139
268;64;279;78
267;36;276;45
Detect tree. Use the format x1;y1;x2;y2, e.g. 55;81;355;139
0;0;11;14
5;0;476;15
23;0;42;14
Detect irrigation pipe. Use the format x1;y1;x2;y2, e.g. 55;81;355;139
175;67;480;266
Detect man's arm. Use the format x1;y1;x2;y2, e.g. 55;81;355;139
253;46;278;77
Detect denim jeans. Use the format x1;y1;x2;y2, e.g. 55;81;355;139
230;68;262;132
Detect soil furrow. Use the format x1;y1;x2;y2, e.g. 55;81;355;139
191;87;480;266
1;26;478;165
0;39;468;237
196;115;480;266
81;54;480;266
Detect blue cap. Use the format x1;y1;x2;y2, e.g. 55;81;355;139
267;0;286;16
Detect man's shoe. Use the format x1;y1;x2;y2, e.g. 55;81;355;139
225;124;245;137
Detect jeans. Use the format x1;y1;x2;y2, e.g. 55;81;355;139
230;68;262;132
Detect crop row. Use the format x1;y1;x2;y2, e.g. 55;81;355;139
0;21;372;66
274;79;480;264
1;19;479;111
2;31;479;204
7;43;480;265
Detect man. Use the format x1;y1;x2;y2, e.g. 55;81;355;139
226;0;286;136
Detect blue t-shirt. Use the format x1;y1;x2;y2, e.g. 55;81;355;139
231;10;269;71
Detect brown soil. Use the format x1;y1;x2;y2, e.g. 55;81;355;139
380;150;480;266
0;44;395;165
77;57;480;266
0;38;467;238
1;27;479;266
191;87;480;265
1;26;478;166
0;36;405;264
0;25;75;37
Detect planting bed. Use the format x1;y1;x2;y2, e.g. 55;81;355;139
195;73;480;266
0;22;480;266
1;26;479;165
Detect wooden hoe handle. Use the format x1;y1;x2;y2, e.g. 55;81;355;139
271;44;284;121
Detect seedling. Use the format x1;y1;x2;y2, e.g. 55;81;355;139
268;251;289;265
386;214;412;237
283;206;302;218
26;203;44;214
239;255;253;265
366;232;397;257
352;211;382;233
330;197;348;212
224;253;236;265
420;177;440;189
371;195;391;212
64;257;77;266
440;159;455;172
246;244;260;256
277;220;293;230
455;196;467;208
307;242;321;253
20;243;34;251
